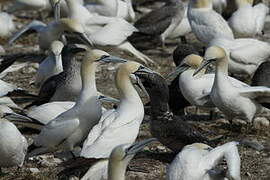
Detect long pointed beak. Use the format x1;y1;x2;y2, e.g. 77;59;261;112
126;138;157;156
101;56;127;63
78;33;93;47
136;76;150;100
165;64;189;79
98;94;120;104
193;59;215;76
53;1;61;21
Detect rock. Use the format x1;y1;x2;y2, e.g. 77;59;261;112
254;117;270;129
69;175;79;180
29;168;40;173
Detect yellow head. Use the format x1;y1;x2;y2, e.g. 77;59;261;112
182;54;204;69
189;0;212;9
235;0;253;7
204;46;226;62
59;18;85;33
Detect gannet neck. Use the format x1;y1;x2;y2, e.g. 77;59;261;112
189;0;212;9
108;160;128;180
216;56;229;76
55;54;63;70
115;70;140;102
76;60;97;105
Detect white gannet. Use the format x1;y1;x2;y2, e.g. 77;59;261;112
228;0;269;37
167;142;241;180
193;46;270;123
167;54;248;108
78;61;153;180
27;49;126;157
209;37;270;76
84;0;136;22
9;18;93;51
213;0;227;14
187;0;234;44
34;40;64;88
0;12;16;38
64;0;153;64
0;118;28;172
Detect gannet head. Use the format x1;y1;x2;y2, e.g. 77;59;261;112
189;0;212;9
50;40;64;56
59;18;93;46
84;49;127;64
116;61;154;98
235;0;253;7
193;46;226;76
166;54;203;79
62;43;87;56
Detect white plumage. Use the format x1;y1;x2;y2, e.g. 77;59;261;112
0;12;16;38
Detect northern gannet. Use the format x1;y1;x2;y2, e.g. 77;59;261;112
139;72;211;152
61;61;154;180
168;54;248;108
0;118;28;173
84;0;136;22
228;0;269;37
213;0;227;14
187;0;234;44
209;37;270;76
0;12;16;38
34;40;64;88
129;0;185;48
9;18;93;51
27;49;126;157
107;139;156;180
167;142;241;180
64;0;153;64
194;46;270;123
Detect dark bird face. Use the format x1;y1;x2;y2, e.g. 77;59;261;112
137;72;169;103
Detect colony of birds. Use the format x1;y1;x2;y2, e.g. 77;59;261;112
0;0;270;179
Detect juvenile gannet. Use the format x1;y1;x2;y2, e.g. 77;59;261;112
129;0;185;48
251;62;270;109
0;12;16;38
140;72;211;152
61;61;154;180
0;118;28;172
209;37;270;76
27;49;126;157
65;0;153;64
168;54;248;108
167;142;241;180
9;18;93;51
34;40;64;88
84;0;136;22
194;46;270;123
228;0;269;37
187;0;234;44
27;43;86;107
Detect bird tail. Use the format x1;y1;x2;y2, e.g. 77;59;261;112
81;160;108;180
3;112;44;130
26;143;49;158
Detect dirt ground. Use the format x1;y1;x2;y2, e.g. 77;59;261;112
0;1;270;180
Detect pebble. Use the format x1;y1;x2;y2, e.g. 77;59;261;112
29;168;40;173
254;117;270;129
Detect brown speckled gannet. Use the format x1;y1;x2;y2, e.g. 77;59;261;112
27;49;126;157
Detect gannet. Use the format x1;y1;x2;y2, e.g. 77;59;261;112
27;49;126;157
209;37;270;76
213;0;227;14
140;72;211;152
0;12;16;38
27;43;86;107
64;0;153;64
0;118;28;172
34;40;64;88
228;0;269;37
84;0;136;22
193;46;270;123
167;142;241;180
187;0;234;44
61;61;154;180
129;0;185;48
251;62;270;109
9;18;93;51
107;139;156;180
168;54;248;108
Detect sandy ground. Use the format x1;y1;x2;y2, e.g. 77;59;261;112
0;1;270;180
